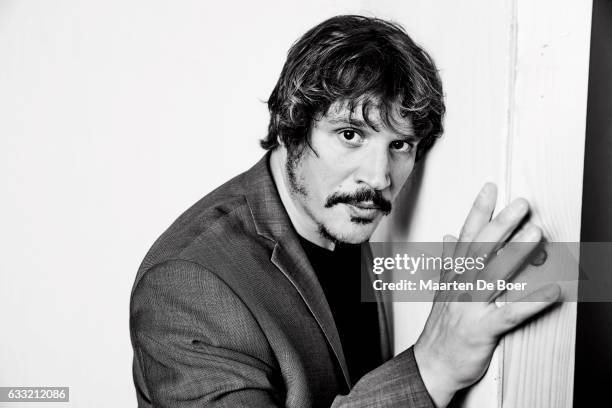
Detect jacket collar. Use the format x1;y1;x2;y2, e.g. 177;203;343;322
242;153;351;387
242;152;292;242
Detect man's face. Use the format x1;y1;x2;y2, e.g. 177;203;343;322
285;101;418;244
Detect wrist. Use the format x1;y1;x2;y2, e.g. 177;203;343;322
413;341;461;408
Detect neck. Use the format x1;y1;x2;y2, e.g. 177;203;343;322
269;147;335;251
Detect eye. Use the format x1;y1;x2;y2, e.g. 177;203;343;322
342;129;357;140
390;140;413;153
338;129;364;146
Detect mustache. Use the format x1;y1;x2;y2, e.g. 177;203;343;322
324;188;392;214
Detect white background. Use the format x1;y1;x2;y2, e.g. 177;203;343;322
1;1;522;406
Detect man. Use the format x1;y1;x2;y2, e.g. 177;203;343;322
130;15;560;407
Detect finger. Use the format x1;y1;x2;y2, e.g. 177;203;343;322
467;198;530;260
488;283;560;335
441;235;458;282
480;223;542;301
455;183;497;258
442;234;458;259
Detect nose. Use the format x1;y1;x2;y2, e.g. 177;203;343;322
354;146;391;191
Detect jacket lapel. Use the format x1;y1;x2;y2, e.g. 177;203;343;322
361;243;394;361
243;153;351;388
271;238;351;388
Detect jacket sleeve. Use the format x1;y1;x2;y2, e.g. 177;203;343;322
130;259;434;408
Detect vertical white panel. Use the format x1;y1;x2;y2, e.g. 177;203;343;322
502;1;592;407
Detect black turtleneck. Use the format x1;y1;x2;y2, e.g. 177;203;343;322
298;236;383;385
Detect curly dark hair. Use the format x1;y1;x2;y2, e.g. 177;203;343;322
261;15;445;161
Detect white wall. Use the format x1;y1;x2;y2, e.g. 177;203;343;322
0;1;520;406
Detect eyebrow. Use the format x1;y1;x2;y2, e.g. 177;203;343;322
326;117;418;140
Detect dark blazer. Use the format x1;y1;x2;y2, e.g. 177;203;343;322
130;153;434;407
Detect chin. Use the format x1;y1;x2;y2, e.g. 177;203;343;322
321;219;378;244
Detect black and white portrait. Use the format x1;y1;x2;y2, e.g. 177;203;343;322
1;1;610;407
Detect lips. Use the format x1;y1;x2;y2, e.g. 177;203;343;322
345;203;381;218
350;202;379;210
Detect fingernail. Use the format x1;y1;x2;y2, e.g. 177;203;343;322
544;285;561;301
512;198;528;214
481;183;496;196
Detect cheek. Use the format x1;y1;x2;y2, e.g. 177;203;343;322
298;155;340;201
311;153;351;189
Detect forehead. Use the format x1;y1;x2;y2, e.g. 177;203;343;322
317;99;415;138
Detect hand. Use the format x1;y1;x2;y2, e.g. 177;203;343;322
413;183;560;407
